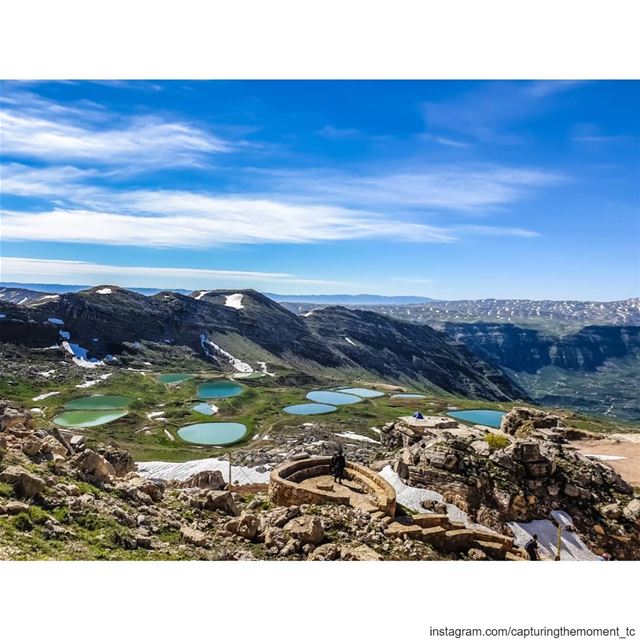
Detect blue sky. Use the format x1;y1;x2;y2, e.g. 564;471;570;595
1;80;638;300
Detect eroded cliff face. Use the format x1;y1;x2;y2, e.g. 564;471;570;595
444;323;640;373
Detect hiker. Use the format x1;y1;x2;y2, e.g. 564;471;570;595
525;534;539;561
331;449;346;484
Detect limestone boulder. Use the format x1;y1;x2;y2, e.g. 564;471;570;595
71;449;115;485
623;498;640;522
0;465;45;498
501;407;563;436
340;543;381;561
181;525;209;548
178;470;225;490
283;515;325;546
226;513;259;540
97;446;135;477
41;435;68;459
203;490;240;516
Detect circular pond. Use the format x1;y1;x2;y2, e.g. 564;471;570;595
177;422;247;445
447;409;506;428
192;402;217;416
64;395;132;410
306;390;362;405
391;393;427;399
197;380;243;399
53;409;129;428
336;387;385;398
283;403;338;415
158;373;193;384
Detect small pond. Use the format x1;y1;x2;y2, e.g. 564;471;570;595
336;387;385;398
197;380;243;399
283;403;338;415
192;402;217;416
447;409;506;428
391;393;427;399
53;409;129;428
158;373;193;384
177;422;247;445
64;395;132;410
306;390;362;405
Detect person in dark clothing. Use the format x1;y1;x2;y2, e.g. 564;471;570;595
525;534;539;561
331;450;346;484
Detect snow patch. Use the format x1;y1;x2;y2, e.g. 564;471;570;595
30;408;44;414
147;411;166;419
37;370;55;378
379;465;492;532
224;293;244;309
59;330;70;340
95;287;112;294
32;391;61;401
257;361;275;377
137;459;270;485
200;335;253;373
344;336;357;346
194;290;210;300
336;431;379;444
47;317;64;325
507;511;599;561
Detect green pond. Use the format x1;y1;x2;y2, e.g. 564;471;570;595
197;380;243;399
53;409;129;428
306;391;362;405
177;422;248;445
158;373;193;384
447;409;506;428
283;403;338;415
336;387;385;398
64;395;132;410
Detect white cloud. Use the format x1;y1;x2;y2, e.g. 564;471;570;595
0;202;455;247
0;93;232;167
258;165;562;212
0;256;347;289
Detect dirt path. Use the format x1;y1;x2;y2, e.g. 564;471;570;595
577;434;640;487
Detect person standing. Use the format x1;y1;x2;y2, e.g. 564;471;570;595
332;450;346;485
525;533;540;561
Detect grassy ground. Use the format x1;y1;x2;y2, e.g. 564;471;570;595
3;367;637;463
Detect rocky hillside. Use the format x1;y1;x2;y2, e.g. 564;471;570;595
0;286;526;402
0;402;447;560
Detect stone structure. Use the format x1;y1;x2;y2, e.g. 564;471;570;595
269;456;396;516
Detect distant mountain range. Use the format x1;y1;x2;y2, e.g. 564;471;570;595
0;283;434;306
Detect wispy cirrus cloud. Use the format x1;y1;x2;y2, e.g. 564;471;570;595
1;162;551;248
0;88;234;168
424;81;585;144
0;256;348;289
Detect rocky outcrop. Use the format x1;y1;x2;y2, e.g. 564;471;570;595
500;407;564;436
389;413;639;559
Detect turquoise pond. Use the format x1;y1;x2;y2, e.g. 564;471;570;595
177;422;247;445
158;373;193;384
447;409;506;428
53;409;128;428
306;391;363;405
197;380;243;399
64;395;132;410
283;403;338;415
192;402;217;416
392;393;427;399
336;388;385;398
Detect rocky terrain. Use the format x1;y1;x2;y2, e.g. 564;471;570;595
0;285;526;402
1;398;638;561
0;401;447;560
382;407;640;559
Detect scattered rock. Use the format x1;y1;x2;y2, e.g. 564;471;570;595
0;465;45;498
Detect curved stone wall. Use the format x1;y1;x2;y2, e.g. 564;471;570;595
269;456;396;516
